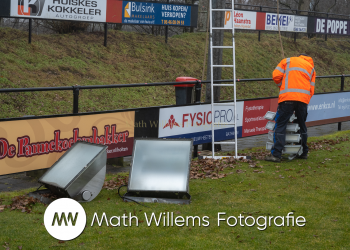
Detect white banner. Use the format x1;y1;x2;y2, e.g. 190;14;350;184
265;13;307;32
11;0;107;22
224;10;256;30
159;102;244;138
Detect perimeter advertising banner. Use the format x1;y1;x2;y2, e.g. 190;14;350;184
158;103;244;145
309;16;350;35
306;92;350;122
10;0;107;22
224;10;257;30
242;99;270;137
121;1;195;26
265;13;308;32
0;112;134;176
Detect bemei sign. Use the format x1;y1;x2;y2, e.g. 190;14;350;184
10;0;107;22
265;13;307;33
121;1;196;27
158;103;244;145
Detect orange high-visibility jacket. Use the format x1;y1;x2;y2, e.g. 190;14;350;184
273;55;316;104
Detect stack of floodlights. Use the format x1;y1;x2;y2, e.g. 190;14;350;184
36;141;107;202
123;138;192;204
264;111;303;160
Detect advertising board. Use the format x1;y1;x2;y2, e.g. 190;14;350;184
242;99;270;137
265;13;307;32
158;103;244;145
224;10;257;30
307;92;350;122
10;0;107;22
0;112;134;175
311;17;350;35
121;1;194;26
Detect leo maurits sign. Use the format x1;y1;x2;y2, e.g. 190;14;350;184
0;112;135;176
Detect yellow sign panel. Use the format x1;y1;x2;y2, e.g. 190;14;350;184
0;111;135;176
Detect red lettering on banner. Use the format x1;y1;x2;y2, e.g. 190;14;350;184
183;114;189;127
8;145;16;158
190;113;196;126
207;111;212;124
3;126;131;160
0;139;9;159
196;112;203;126
17;136;29;157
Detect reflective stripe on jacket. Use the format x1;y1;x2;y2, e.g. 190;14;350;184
273;55;316;104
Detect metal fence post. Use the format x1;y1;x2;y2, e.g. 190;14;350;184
258;6;262;42
104;23;108;47
325;14;329;41
338;75;345;131
193;80;202;158
29;19;32;44
294;10;298;43
73;86;80;114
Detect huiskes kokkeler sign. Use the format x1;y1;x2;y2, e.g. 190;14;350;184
10;0;107;22
0;111;134;176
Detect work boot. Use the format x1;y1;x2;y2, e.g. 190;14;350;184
265;154;281;163
299;154;308;159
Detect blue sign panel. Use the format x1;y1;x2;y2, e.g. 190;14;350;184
307;92;350;122
122;1;192;26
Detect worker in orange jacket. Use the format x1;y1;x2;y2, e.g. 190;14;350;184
265;54;316;162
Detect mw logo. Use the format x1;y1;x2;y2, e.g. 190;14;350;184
52;212;79;226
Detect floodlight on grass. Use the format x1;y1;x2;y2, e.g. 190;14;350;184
286;123;300;133
123;138;192;204
37;142;107;202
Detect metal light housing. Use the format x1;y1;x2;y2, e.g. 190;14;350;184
124;138;192;204
264;111;276;121
268;131;301;143
38;141;107;202
266;142;303;154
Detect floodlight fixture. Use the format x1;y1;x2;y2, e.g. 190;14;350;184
265;121;275;131
266;142;303;155
264;111;276;121
123;138;192;204
286;123;300;133
268;131;301;143
37;141;107;202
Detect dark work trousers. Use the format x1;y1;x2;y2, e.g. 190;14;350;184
271;101;308;158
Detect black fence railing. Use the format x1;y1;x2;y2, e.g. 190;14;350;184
0;74;348;118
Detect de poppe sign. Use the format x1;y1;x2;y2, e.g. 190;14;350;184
313;17;350;35
158;103;244;145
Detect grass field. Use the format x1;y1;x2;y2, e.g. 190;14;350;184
0;28;350;119
0;130;349;249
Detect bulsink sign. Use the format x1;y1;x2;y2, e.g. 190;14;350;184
0;112;134;176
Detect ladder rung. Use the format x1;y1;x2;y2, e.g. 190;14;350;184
214;122;235;125
213;84;235;86
213;103;235;106
214;142;236;145
212;27;231;30
212;46;234;49
212;9;230;11
213;65;234;67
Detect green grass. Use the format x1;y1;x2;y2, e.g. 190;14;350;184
1;29;350;118
0;130;349;249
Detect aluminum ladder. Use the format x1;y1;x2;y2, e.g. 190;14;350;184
207;0;242;159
